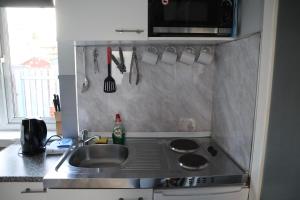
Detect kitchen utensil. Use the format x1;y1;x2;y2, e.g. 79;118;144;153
111;47;126;73
141;46;159;65
104;47;116;93
53;94;61;112
161;46;177;65
93;48;99;73
197;47;214;65
179;47;196;65
81;47;89;93
119;47;126;72
129;46;140;85
21;118;47;155
53;95;58;112
56;94;61;111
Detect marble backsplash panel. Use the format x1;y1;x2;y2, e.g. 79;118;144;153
76;45;215;132
212;34;261;170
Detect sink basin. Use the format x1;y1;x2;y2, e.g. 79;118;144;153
69;144;128;168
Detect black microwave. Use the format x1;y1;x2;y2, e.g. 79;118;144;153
148;0;238;37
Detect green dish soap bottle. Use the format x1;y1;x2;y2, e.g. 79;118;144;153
112;113;125;145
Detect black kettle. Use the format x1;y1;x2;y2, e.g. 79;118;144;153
21;118;47;155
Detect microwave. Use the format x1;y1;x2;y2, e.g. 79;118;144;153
148;0;238;37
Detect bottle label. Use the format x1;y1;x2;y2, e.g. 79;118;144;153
113;128;122;138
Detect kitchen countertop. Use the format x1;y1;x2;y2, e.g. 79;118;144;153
0;131;57;147
44;137;248;189
0;143;61;182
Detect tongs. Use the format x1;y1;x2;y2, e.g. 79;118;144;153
111;47;126;73
93;48;99;73
129;46;140;85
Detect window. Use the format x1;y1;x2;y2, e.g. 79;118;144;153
0;8;58;129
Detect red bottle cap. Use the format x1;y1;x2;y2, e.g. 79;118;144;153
115;114;122;122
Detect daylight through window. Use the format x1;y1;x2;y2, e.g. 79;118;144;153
5;8;58;119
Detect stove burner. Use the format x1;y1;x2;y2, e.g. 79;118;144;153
178;153;208;170
170;139;199;153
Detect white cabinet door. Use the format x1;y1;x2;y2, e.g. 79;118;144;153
154;187;249;200
0;182;46;200
47;189;153;200
56;0;148;41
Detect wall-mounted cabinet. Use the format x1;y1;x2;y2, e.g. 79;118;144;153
56;0;148;41
56;0;262;43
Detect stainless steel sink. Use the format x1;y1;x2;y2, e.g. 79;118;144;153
68;144;128;168
44;138;248;189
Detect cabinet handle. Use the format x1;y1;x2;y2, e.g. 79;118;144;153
21;188;47;194
115;29;144;34
118;198;143;200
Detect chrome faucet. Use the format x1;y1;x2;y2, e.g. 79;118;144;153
81;129;89;142
80;129;99;146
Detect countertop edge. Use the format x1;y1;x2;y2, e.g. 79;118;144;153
0;176;43;182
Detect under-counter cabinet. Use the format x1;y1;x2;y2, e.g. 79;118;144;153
47;189;153;200
56;0;147;41
0;182;46;200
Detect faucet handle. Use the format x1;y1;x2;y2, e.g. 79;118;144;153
80;129;89;141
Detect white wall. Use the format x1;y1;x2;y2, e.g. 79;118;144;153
239;0;264;36
55;0;265;138
57;41;77;138
249;1;279;199
57;41;75;75
259;0;300;199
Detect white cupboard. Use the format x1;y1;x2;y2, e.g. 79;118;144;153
56;0;148;41
0;182;46;200
47;188;153;200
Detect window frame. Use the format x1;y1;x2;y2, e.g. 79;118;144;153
0;8;56;130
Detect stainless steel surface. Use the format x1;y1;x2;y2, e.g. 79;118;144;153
81;136;99;146
115;29;144;34
93;48;99;74
0;143;60;182
81;129;89;142
111;47;126;73
119;47;126;73
69;144;128;168
153;27;232;35
44;138;248;189
129;47;140;85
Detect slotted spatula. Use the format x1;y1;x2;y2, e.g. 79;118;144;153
104;47;116;93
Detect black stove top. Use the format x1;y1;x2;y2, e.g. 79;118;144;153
169;138;199;153
178;153;208;170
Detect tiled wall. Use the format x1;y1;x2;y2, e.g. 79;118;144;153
76;46;215;132
212;34;261;170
